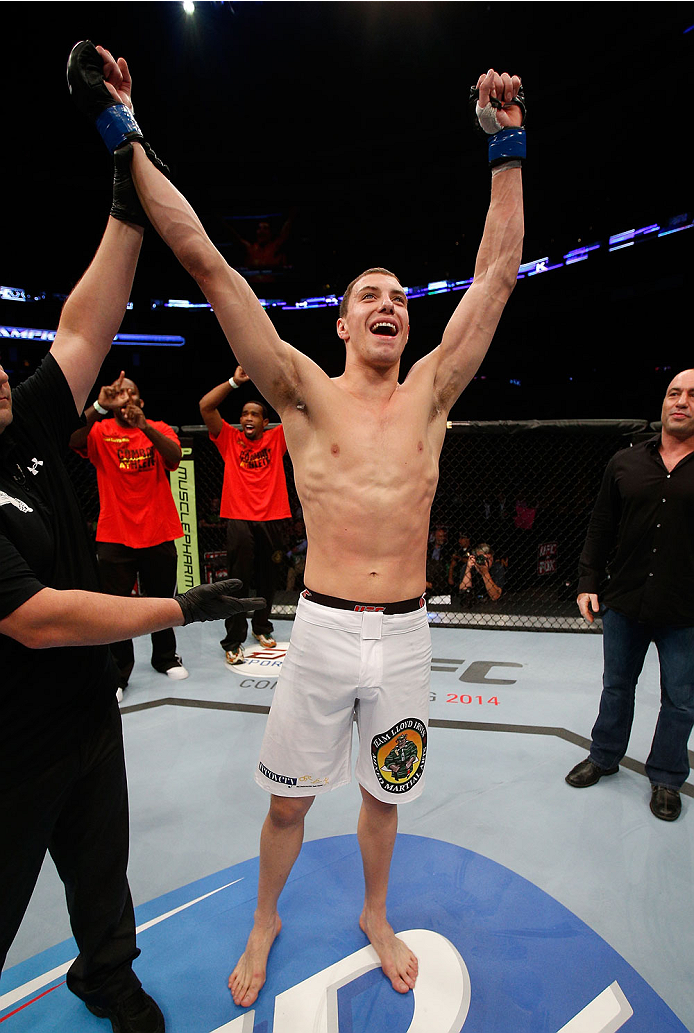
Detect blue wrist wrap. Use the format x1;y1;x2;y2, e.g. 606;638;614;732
95;104;142;152
488;127;526;166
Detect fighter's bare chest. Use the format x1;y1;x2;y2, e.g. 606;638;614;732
321;409;431;468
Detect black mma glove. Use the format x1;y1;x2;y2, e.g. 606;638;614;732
68;41;171;224
469;83;527;168
68;40;143;150
468;85;526;132
175;579;266;626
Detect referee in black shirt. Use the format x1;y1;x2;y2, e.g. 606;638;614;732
0;44;263;1033
566;369;694;821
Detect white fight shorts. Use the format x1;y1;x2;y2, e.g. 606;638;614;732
255;591;431;804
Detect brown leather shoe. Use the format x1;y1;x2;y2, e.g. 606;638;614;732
565;758;619;788
649;784;681;821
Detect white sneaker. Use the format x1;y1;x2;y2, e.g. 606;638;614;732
166;664;189;681
252;632;277;648
225;645;245;666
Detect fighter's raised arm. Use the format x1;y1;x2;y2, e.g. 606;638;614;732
418;68;524;414
130;144;312;413
69;41;310;416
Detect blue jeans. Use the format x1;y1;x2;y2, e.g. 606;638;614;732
589;608;694;788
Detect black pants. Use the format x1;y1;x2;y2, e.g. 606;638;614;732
0;701;141;1008
98;540;179;686
220;518;287;650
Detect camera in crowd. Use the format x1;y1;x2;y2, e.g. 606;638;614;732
474;551;490;567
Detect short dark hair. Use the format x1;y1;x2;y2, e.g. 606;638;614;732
242;399;269;420
339;267;402;319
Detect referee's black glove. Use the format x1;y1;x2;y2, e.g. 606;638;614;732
175;579;265;626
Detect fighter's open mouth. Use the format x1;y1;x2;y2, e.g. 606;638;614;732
370;322;397;337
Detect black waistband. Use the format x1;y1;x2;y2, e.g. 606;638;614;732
301;588;426;614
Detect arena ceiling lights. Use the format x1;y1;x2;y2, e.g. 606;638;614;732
3;212;692;321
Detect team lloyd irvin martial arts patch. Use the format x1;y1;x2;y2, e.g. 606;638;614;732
371;719;427;794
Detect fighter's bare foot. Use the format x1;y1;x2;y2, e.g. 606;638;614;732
228;914;282;1007
359;911;418;993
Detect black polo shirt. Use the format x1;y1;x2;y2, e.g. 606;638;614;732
0;354;116;778
577;436;694;626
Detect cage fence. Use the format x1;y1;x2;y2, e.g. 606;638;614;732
65;419;653;633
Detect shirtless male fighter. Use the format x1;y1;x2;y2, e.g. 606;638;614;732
72;41;525;1009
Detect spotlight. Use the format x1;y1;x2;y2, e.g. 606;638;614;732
183;1;195;13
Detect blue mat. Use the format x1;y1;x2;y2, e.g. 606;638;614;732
1;834;686;1032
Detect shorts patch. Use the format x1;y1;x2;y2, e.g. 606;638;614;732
371;718;427;795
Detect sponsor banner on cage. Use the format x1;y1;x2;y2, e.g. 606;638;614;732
538;541;558;576
173;445;201;590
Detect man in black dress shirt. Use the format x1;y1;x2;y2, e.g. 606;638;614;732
566;369;694;821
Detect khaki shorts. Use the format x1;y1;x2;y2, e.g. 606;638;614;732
255;593;431;804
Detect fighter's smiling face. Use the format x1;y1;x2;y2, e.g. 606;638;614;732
241;402;268;440
336;273;409;369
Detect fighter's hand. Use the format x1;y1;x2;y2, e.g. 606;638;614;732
475;68;523;129
98;371;130;411
234;366;250;385
175;579;266;625
577;593;600;624
96;45;133;112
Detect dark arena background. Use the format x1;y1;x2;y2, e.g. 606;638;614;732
3;5;694;1033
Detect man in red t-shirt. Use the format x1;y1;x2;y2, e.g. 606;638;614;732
200;366;291;664
71;373;188;693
